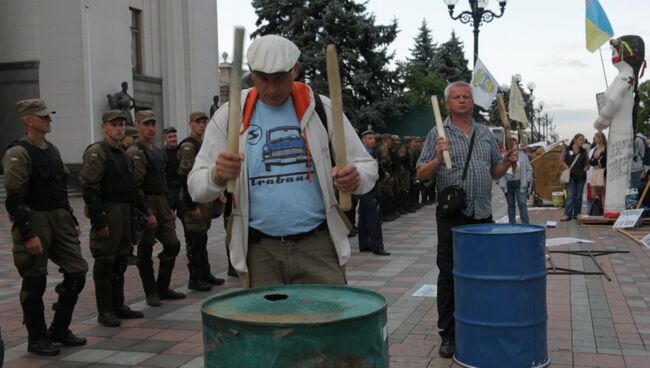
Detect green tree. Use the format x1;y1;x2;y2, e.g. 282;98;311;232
398;20;445;107
250;0;406;130
638;80;650;133
435;31;471;84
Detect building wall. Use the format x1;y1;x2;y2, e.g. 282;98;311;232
0;62;40;163
0;0;219;164
159;0;218;138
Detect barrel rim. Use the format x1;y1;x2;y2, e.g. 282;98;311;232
200;284;388;327
452;223;545;235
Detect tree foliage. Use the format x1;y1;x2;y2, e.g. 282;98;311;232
435;31;471;84
398;20;445;107
250;0;406;130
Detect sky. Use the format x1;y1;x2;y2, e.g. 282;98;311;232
216;0;650;141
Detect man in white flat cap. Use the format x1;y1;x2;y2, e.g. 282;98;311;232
188;34;378;288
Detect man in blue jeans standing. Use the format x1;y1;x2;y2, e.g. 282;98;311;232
358;129;389;256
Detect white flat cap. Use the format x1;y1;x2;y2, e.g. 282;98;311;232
247;35;300;74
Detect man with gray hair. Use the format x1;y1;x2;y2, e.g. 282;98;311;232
188;34;378;288
416;81;517;358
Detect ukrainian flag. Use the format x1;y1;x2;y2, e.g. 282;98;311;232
586;0;614;52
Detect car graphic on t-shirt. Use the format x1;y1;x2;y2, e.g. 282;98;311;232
262;126;307;171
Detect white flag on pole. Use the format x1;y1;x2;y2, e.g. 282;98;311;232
470;58;498;109
508;77;529;126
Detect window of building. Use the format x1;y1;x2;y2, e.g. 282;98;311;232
130;7;142;74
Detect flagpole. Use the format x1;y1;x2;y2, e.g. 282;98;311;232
598;47;609;88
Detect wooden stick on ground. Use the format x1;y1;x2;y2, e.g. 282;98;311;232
430;96;452;169
326;44;352;211
226;27;245;193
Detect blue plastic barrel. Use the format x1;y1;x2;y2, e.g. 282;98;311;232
452;224;549;368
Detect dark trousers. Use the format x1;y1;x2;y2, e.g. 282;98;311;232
358;189;384;252
344;196;359;228
436;212;493;339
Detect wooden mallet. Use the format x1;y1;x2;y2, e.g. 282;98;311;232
326;44;352;211
226;27;244;193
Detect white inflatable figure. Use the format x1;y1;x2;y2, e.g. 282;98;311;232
594;35;645;215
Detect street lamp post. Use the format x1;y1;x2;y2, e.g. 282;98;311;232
527;81;536;142
443;0;508;66
538;100;545;141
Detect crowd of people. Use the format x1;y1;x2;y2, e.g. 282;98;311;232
11;32;641;363
558;129;650;219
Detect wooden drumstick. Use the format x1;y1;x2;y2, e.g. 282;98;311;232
326;44;352;211
226;27;244;193
431;96;452;169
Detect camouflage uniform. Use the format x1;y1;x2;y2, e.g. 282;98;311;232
79;110;147;327
127;110;184;306
177;111;224;290
377;135;396;221
3;99;88;355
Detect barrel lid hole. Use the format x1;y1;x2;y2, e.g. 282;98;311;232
264;294;288;302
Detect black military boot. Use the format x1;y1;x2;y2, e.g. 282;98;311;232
94;262;121;327
137;244;161;306
49;273;86;346
112;257;144;319
198;234;224;286
186;235;212;291
22;276;60;356
157;257;186;300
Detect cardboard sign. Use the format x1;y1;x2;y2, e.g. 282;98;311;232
613;209;644;229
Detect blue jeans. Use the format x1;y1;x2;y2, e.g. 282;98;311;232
564;178;586;218
505;180;529;224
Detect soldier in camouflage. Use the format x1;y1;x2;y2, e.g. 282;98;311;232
79;110;146;327
127;110;185;307
177;111;225;291
2;99;88;356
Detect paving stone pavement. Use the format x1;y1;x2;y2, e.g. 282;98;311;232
0;187;649;367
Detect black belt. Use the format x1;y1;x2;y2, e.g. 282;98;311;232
249;222;328;243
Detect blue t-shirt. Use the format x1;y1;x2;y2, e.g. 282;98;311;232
246;97;325;236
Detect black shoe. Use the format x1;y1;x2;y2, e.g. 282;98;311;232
159;289;186;300
373;250;391;256
48;328;87;347
97;311;121;327
146;294;162;307
28;338;60;356
114;305;144;319
438;337;455;358
359;248;372;252
204;274;225;286
188;279;212;291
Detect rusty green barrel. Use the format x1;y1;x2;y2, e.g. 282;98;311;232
201;285;389;368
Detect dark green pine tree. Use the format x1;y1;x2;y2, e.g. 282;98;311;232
409;20;437;74
250;0;406;130
398;19;446;107
435;31;471;84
